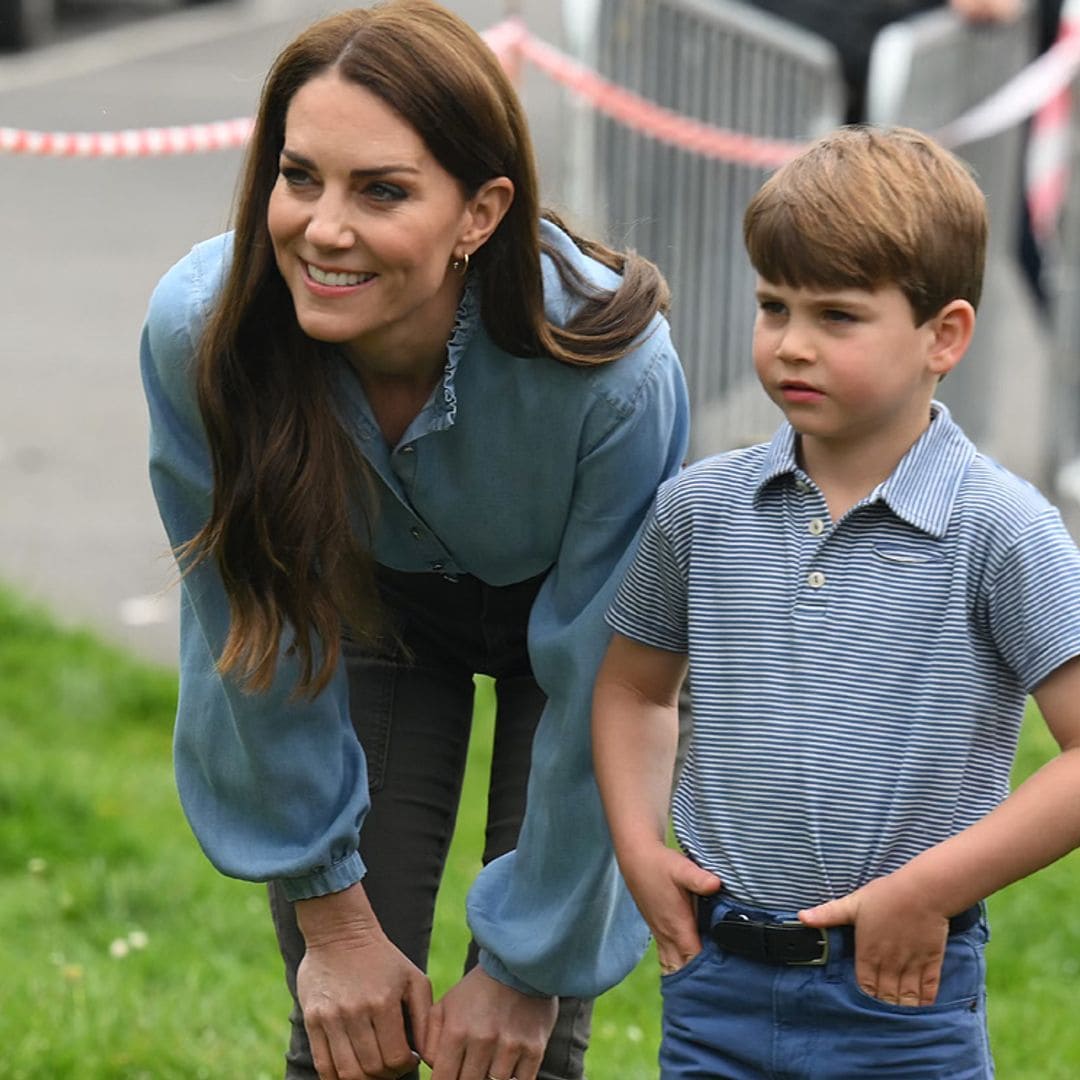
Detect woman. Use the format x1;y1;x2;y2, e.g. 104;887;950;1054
140;3;689;1079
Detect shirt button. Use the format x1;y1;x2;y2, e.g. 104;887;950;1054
400;444;415;455
410;526;424;540
431;562;445;573
795;478;810;492
808;518;825;536
807;571;826;589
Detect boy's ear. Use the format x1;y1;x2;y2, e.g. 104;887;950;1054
926;299;975;377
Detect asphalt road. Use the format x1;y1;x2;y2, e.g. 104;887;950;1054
0;0;568;666
6;0;1073;672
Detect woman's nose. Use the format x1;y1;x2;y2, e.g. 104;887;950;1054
305;197;356;249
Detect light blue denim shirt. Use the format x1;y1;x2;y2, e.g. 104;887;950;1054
140;219;690;997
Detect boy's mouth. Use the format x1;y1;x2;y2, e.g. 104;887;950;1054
779;380;825;402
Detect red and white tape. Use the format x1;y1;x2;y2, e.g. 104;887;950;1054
0;22;521;159
0;20;801;165
0;116;253;157
513;25;802;168
4;15;1080;169
1023;0;1080;243
935;12;1080;150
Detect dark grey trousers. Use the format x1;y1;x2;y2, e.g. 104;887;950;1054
267;566;591;1080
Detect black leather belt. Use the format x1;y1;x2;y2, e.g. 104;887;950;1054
705;903;982;967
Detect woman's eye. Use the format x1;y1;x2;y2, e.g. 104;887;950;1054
280;166;313;187
366;181;407;202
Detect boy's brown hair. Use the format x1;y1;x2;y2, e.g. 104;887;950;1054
743;125;987;324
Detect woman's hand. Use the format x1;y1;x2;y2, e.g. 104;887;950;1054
424;966;558;1080
949;0;1023;22
296;883;433;1079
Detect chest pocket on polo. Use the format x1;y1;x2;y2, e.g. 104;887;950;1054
826;543;954;676
873;545;945;565
866;543;951;619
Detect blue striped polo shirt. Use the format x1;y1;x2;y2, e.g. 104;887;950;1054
607;403;1080;910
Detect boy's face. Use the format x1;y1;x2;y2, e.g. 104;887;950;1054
752;279;947;460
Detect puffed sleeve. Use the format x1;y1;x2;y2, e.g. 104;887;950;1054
467;328;690;997
139;238;370;901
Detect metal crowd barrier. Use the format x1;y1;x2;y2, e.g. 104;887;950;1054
865;4;1054;478
1048;59;1080;487
867;5;1036;254
564;0;844;460
566;0;1080;496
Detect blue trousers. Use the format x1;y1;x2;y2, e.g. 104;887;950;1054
660;897;994;1079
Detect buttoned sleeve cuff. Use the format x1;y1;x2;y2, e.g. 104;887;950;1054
277;850;366;902
477;948;551;998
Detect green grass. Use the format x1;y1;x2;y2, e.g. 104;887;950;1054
0;582;1077;1077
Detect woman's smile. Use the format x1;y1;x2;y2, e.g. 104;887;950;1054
266;72;475;376
304;262;378;289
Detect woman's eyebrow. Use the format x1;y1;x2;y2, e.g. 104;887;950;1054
280;148;421;178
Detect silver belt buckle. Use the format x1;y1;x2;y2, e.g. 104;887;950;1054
779;920;829;965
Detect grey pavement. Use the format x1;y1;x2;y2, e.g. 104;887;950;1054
2;0;1076;673
0;0;568;667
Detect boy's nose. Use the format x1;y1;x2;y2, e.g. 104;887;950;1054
775;325;815;363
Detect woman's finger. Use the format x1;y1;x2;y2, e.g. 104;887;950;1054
306;1022;339;1080
370;1001;424;1078
405;971;434;1061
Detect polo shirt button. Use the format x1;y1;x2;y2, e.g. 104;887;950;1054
795;478;810;492
400;444;415;455
807;571;826;588
410;526;424;540
808;518;825;536
432;562;445;572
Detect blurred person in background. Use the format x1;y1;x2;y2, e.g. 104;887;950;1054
748;0;1024;122
750;0;1058;304
139;2;689;1079
1020;0;1066;304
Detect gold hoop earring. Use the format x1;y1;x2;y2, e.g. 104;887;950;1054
449;251;470;274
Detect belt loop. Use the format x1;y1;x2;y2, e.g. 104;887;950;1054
696;892;720;937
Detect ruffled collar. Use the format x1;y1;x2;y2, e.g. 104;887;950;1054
436;274;482;430
329;273;482;442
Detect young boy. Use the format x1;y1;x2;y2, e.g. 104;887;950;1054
592;126;1080;1078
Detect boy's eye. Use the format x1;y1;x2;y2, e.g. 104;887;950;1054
823;308;855;323
759;300;786;316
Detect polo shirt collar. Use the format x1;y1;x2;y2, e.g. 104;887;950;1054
876;402;976;536
756;422;800;491
753;401;976;537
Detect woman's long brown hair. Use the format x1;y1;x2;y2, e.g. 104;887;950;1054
185;0;671;698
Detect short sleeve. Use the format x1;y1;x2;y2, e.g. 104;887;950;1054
986;506;1080;689
606;489;689;654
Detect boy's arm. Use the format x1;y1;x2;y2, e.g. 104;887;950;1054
592;633;721;974
801;654;1080;1006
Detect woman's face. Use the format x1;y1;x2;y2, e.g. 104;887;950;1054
267;71;476;377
